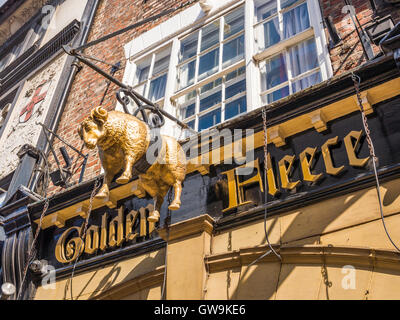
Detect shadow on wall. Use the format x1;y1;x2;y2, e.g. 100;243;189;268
61;249;165;300
227;179;400;300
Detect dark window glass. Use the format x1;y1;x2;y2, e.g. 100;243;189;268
225;96;247;120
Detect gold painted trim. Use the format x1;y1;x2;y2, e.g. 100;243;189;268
205;245;400;273
35;77;400;229
92;266;165;300
187;77;400;172
158;214;215;242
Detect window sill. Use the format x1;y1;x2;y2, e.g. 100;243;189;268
253;27;314;62
171;59;246;102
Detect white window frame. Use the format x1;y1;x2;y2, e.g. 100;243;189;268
122;0;332;137
131;44;172;108
0;20;46;73
179;66;247;133
253;0;332;105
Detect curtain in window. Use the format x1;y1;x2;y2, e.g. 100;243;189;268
149;74;167;101
289;38;318;78
283;3;310;39
178;60;196;89
256;0;277;21
263;54;288;91
263;17;280;48
292;72;321;93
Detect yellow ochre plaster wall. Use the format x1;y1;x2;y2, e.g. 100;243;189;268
33;176;400;300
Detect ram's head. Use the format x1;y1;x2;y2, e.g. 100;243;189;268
78;106;108;150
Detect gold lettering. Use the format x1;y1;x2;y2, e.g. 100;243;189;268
108;206;124;247
344;130;369;167
266;153;279;196
84;225;99;255
100;213;108;251
221;168;239;212
139;207;147;237
279;155;300;190
237;159;264;204
147;204;156;234
321;136;345;176
126;210;139;241
55;226;84;264
300;147;323;183
55;204;157;264
221;159;264;212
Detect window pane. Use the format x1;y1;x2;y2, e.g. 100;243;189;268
0;54;9;72
283;2;310;39
281;0;301;9
198;48;219;80
186;119;195;129
180;32;198;62
153;55;170;76
263;18;281;48
200;78;222;94
181;103;196;119
289;38;318;77
137;64;150;83
224;7;244;39
292;71;321;93
223;34;244;68
200;91;222;112
25;22;45;50
149;74;167;101
262;86;290;104
262;54;288;91
225;96;247;120
226;79;246;100
201;22;219;52
255;0;277;22
178;60;196;89
199;108;221;131
226;66;245;81
133;83;147;96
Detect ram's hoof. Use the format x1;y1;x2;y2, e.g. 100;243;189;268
95;191;108;199
116;175;130;184
168;202;181;211
148;210;160;223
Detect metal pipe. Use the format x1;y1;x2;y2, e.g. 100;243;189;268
37;122;86;157
1;283;15;300
29;0;100;191
66;46;191;130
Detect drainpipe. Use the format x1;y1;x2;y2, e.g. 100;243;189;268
28;0;100;192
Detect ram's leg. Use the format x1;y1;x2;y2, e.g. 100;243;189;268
96;172;113;199
116;154;135;184
168;181;182;211
148;194;164;223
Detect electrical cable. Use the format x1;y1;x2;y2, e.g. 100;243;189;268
73;0;199;53
16;149;50;300
67;177;101;300
352;73;400;254
248;108;282;268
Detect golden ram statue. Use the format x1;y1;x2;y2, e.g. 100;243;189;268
78;106;186;222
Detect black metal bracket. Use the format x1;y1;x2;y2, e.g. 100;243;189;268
37;122;89;188
62;45;193;132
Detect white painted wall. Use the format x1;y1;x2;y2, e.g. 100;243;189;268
40;0;89;48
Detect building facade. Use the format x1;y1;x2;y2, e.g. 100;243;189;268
1;0;400;300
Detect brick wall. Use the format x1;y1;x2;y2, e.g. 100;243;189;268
46;0;400;196
321;0;400;76
47;0;196;195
